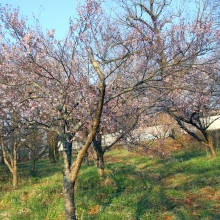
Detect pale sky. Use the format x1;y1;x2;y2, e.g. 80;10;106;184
0;0;78;39
0;0;199;40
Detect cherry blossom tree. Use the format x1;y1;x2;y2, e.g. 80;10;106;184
164;68;220;157
0;113;35;187
92;94;144;177
114;0;220;155
0;1;134;219
23;128;48;172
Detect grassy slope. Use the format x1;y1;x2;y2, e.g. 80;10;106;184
1;148;220;220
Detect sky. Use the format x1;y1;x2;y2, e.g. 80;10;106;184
0;0;78;39
0;0;200;40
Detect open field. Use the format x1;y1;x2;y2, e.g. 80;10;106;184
1;147;220;219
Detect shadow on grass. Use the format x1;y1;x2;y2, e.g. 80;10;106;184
96;150;220;219
18;159;62;177
2;148;220;219
135;185;175;219
171;149;207;162
0;158;62;190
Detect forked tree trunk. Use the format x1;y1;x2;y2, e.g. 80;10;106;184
61;49;105;220
62;138;96;220
62;118;105;219
1;137;19;188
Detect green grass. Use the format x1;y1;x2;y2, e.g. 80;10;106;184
1;148;220;219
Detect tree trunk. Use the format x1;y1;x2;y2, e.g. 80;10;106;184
1;137;18;187
55;141;60;161
62;136;77;220
0;155;3;164
93;145;105;177
17;150;21;163
202;131;217;157
92;128;105;177
63;173;76;220
84;151;89;166
48;132;57;163
0;148;4;164
97;152;104;177
49;143;56;163
13;146;18;188
207;139;217;157
12;167;18;188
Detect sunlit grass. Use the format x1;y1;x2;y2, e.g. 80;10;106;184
1;147;220;219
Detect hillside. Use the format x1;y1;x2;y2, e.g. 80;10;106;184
1;147;220;219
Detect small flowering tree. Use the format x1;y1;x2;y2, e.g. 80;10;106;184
0;114;34;187
92;95;144;177
165;83;220;157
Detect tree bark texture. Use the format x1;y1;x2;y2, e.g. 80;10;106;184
205;138;217;157
63;174;76;220
97;152;104;177
0;148;4;164
12;167;18;188
48;136;56;163
92;130;105;177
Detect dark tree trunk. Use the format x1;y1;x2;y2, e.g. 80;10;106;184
48;132;58;163
49;141;56;163
55;138;60;160
0;148;4;164
65;133;73;168
62;136;76;219
92;130;105;177
97;152;104;177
